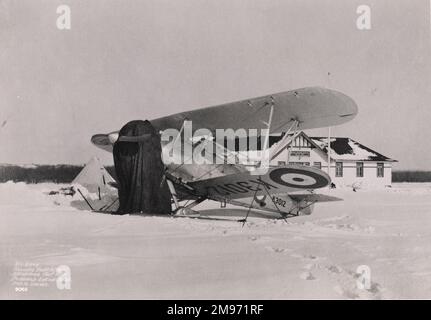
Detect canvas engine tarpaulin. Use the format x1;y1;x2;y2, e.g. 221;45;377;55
113;120;172;214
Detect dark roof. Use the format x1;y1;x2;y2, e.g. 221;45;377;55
310;137;397;162
264;132;396;162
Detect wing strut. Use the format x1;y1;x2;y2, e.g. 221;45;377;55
261;97;275;152
255;97;275;171
269;119;300;161
160;119;187;187
255;99;300;171
239;184;260;227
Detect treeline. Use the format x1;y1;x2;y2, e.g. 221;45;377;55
0;165;117;183
392;171;431;183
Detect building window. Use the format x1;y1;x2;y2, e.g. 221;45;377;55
377;163;384;177
356;162;364;177
313;162;321;169
335;162;343;177
278;161;286;166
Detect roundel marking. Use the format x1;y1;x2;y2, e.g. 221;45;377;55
269;168;329;189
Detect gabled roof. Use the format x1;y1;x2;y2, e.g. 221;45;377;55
267;132;397;162
268;131;323;160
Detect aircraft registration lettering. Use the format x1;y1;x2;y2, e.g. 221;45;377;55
206;186;230;196
272;196;287;207
223;183;249;194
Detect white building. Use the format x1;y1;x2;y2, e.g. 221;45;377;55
269;131;397;188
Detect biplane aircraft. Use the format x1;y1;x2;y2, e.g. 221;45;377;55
91;87;357;221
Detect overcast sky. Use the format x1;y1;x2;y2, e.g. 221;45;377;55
1;0;430;169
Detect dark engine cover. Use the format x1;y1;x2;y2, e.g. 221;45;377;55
113;120;171;214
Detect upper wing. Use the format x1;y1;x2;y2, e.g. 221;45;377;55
188;165;331;200
91;87;358;152
150;86;357;133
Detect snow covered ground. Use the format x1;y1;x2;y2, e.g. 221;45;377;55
1;181;431;299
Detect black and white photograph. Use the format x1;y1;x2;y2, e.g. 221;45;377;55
1;0;431;304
